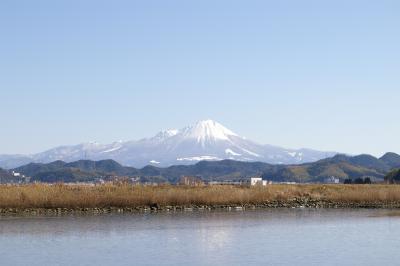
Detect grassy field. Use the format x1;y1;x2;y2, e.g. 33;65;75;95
1;183;400;210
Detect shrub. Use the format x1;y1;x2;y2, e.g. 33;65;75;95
344;179;352;184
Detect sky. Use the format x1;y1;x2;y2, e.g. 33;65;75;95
1;0;399;156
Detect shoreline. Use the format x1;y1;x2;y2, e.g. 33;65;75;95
3;199;400;216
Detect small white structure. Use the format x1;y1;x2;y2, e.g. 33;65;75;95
250;177;268;186
12;171;21;177
250;177;262;186
324;176;340;184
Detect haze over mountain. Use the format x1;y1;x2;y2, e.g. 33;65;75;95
0;120;336;169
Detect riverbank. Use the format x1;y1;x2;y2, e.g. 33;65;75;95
1;183;400;215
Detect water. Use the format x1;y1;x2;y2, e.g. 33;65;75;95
1;209;400;266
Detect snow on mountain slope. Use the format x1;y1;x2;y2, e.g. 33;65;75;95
0;120;337;168
150;129;179;143
180;120;237;144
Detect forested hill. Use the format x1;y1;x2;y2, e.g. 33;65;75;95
11;152;400;183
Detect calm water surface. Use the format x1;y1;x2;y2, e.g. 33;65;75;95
1;209;400;266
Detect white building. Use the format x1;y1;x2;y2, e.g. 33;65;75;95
12;171;21;177
250;177;268;186
324;176;340;184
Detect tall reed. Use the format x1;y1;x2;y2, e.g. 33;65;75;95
1;184;400;209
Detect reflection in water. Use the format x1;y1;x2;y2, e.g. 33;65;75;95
1;209;400;266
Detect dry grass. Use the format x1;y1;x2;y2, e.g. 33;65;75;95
1;184;400;209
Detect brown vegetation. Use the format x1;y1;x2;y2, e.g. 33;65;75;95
2;184;400;210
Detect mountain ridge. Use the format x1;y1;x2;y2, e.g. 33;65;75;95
9;152;400;184
0;120;337;169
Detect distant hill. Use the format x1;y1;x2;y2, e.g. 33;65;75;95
64;160;138;176
15;160;139;183
380;152;400;169
262;154;388;183
10;152;400;184
0;168;14;183
30;168;99;183
14;159;273;183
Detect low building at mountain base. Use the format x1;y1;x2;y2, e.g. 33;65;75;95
324;176;340;184
250;177;269;186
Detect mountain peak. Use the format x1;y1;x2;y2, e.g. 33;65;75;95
380;152;400;168
181;120;238;143
153;129;179;139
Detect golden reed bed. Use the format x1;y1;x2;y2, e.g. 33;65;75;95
1;184;400;210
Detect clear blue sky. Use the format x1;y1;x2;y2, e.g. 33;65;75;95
1;0;399;156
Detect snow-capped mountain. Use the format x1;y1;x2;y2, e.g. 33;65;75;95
0;120;336;168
